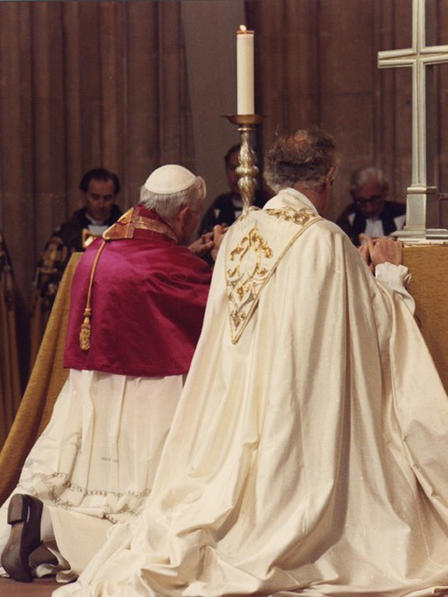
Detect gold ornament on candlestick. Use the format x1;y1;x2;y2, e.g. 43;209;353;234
224;114;263;211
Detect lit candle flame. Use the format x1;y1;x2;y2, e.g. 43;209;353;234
239;25;247;33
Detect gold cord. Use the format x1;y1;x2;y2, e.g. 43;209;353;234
79;240;107;351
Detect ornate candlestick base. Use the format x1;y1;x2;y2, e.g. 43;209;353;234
224;114;263;211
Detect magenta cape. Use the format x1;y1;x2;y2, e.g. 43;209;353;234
64;209;211;378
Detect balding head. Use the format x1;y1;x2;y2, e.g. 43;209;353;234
264;128;336;193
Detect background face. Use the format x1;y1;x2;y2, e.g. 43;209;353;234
352;180;386;220
84;179;116;222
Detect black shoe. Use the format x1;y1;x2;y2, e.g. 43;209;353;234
1;493;43;582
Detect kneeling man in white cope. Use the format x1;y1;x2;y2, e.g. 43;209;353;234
56;129;448;597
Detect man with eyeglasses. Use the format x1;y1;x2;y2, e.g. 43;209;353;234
336;166;406;246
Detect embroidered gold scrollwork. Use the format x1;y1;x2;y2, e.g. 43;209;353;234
228;228;273;277
227;226;274;342
225;207;321;344
265;207;316;225
234;205;259;224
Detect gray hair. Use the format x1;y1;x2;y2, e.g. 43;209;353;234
350;167;387;193
139;176;206;223
264;128;336;193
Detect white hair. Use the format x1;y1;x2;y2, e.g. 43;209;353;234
350;167;387;193
139;176;206;223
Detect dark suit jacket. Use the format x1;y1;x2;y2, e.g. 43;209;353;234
336;201;406;246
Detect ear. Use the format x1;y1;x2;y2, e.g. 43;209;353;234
174;205;193;242
326;167;336;186
318;168;336;194
177;204;191;227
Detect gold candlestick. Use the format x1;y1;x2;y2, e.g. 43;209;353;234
224;114;263;211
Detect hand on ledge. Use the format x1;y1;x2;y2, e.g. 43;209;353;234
358;235;403;271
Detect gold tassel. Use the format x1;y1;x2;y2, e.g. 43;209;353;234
78;240;107;351
79;308;92;351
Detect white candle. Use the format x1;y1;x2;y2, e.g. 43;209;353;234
236;25;254;115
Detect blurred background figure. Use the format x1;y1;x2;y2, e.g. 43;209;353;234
30;168;122;366
200;144;270;234
336;166;406;246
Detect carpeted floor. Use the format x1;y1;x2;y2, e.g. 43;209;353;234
0;577;60;596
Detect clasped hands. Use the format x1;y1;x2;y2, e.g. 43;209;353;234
358;234;403;272
189;225;227;261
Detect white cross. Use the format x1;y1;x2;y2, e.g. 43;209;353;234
378;0;448;237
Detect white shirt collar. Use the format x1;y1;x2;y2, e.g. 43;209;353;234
86;212;107;226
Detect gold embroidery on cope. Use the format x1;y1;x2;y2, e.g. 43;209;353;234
235;205;259;224
264;207;316;225
226;207;319;344
227;227;273;338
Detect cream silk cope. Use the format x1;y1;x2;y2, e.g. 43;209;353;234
56;190;448;597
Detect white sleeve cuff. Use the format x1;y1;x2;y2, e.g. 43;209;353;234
375;262;410;286
374;262;415;314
